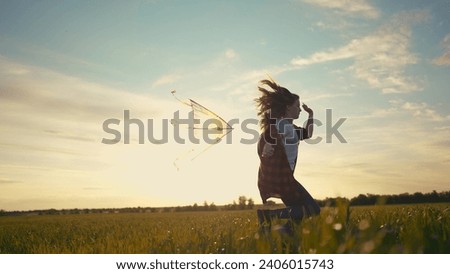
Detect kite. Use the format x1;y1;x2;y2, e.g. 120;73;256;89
171;90;234;170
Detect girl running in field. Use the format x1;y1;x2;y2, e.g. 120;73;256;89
255;78;320;231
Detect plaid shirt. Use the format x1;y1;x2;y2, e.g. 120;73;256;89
257;124;308;204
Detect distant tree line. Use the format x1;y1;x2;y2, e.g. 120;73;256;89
0;207;157;216
223;196;255;211
1;191;449;217
173;201;218;212
317;190;450;207
0;196;255;216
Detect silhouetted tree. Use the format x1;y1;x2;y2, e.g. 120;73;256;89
209;202;217;211
203;201;209;211
265;200;277;206
247;198;255;209
238;196;247;210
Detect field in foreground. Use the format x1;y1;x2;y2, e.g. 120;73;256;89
0;203;449;254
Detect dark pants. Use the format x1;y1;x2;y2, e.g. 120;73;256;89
257;183;320;225
280;182;321;217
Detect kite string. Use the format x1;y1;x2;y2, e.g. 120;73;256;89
171;90;191;107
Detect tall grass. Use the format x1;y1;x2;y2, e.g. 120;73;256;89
0;203;448;254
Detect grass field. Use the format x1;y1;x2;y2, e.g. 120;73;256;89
0;203;449;254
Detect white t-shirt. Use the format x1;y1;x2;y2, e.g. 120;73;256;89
276;119;299;170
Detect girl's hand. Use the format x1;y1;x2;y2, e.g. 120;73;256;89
302;103;313;115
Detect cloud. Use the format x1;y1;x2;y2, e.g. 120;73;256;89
394;100;450;122
354;99;450;122
0;55;191;210
337;95;450;197
225;49;238;59
0;55;176;172
306;92;354;102
432;34;450;66
313;19;353;31
152;74;180;88
291;45;354;66
291;11;429;94
211;49;240;68
0;178;21;184
302;0;380;19
0;55;171;117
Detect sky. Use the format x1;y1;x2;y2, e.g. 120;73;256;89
1;0;449;211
